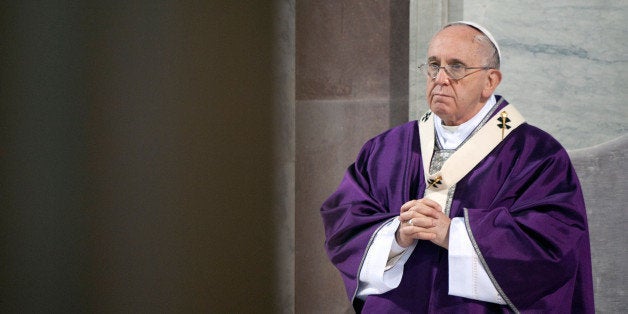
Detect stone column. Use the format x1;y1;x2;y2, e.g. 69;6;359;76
295;1;408;312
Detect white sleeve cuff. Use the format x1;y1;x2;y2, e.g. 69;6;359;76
357;217;416;300
389;234;407;259
448;217;506;304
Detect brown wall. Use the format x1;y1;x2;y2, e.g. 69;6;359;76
1;2;289;312
295;1;409;312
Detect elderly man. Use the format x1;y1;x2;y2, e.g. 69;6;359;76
321;22;594;313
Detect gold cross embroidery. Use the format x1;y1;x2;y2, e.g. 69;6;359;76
499;111;509;139
427;175;442;189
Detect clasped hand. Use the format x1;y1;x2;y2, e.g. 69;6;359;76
396;198;451;249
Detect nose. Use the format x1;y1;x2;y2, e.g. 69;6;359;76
433;67;450;84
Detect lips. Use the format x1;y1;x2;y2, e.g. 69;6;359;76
430;87;451;97
432;93;452;98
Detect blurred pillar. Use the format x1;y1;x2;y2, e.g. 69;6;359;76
0;1;294;312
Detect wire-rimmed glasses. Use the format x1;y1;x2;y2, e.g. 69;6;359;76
418;63;493;80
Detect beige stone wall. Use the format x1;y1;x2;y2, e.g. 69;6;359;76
295;1;409;312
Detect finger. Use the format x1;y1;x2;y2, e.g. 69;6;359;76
400;208;439;223
419;198;442;212
413;231;437;241
399;210;430;223
408;198;442;213
414;205;444;218
399;226;437;241
407;217;435;228
399;210;415;221
400;200;419;213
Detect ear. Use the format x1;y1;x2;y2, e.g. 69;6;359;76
482;69;502;98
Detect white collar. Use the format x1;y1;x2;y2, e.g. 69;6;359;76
434;95;497;149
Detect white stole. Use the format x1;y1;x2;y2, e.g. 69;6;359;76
418;105;526;210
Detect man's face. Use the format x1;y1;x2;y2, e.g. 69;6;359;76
426;25;497;126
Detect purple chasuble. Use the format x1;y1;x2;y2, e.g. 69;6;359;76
320;96;594;313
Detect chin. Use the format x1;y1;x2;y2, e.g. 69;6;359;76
428;102;450;116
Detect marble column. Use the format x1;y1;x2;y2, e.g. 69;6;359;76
408;1;627;312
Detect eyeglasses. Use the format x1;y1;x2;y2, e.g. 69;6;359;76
418;63;493;80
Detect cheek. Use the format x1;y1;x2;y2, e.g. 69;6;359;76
425;83;441;98
425;86;433;103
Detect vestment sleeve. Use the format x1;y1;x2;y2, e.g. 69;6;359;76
356;218;416;300
320;139;401;301
465;144;591;311
448;217;506;304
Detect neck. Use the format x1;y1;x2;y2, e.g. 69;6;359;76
433;95;497;149
441;97;490;126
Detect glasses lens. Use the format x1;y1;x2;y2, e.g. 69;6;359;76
420;64;470;79
419;64;438;78
446;65;465;79
427;64;439;78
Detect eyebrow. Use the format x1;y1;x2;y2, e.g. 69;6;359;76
427;56;467;65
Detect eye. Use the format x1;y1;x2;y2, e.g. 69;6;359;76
449;63;465;71
428;63;440;70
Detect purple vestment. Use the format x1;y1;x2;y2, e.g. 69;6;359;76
321;97;594;313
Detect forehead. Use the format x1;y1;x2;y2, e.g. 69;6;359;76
427;25;483;62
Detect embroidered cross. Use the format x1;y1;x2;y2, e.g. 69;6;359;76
421;111;432;122
427;176;442;189
496;111;511;139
